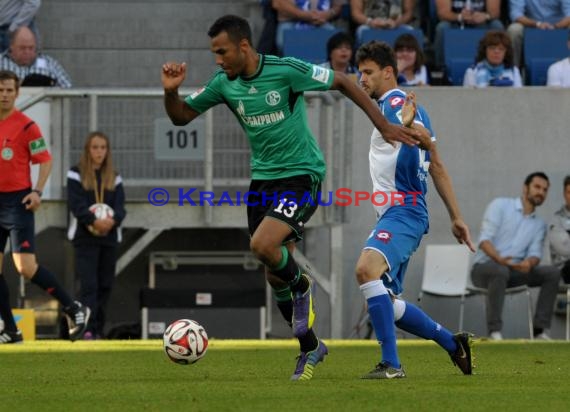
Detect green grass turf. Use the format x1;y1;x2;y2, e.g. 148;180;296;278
1;339;569;412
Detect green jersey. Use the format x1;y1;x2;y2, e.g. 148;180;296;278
185;55;334;181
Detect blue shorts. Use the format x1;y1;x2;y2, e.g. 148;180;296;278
363;206;428;295
0;189;35;254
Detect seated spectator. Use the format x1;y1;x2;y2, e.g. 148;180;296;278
258;0;279;55
507;0;570;68
0;26;71;88
0;0;41;53
350;0;416;44
547;31;570;87
463;30;522;87
471;172;560;341
320;31;358;76
549;176;570;284
434;0;504;68
273;0;343;54
394;32;429;86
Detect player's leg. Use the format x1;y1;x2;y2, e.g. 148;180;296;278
12;251;90;342
356;249;404;379
247;176;327;380
393;298;473;375
10;209;90;341
357;207;428;379
0;230;23;343
249;175;321;338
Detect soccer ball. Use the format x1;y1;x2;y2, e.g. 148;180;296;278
163;319;208;365
89;203;114;219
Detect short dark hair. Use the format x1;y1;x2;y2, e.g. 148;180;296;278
563;175;570;189
0;70;20;88
394;33;424;73
355;40;397;74
524;171;549;186
326;31;354;61
208;15;252;45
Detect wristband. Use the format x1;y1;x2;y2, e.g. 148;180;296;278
32;189;43;197
457;13;463;23
366;17;372;25
535;21;542;28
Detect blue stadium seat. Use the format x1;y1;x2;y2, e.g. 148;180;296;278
282;28;340;64
359;28;424;49
523;29;568;85
443;28;487;85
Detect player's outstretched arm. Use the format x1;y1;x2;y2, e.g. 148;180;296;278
162;62;200;126
330;71;421;146
429;144;475;252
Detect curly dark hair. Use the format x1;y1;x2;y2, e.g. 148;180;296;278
355;40;397;74
475;31;514;68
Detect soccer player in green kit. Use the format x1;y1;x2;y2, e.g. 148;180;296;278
162;15;424;381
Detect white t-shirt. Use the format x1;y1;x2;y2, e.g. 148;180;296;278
547;57;570;87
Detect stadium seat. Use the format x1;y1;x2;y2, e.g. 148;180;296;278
523;29;568;85
443;28;487;85
359;28;424;49
282;28;340;64
419;244;472;331
419;244;535;339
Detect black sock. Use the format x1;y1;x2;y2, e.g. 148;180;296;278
299;329;319;353
30;266;74;308
270;247;309;293
0;274;17;331
273;285;293;327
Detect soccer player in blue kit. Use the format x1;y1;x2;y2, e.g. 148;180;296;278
354;41;476;379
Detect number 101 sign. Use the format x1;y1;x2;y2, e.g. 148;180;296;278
154;117;205;160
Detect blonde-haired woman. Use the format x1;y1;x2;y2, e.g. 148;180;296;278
67;131;126;339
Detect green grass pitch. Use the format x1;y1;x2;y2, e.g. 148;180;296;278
1;339;569;411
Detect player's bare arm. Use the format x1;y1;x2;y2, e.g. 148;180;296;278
331;71;421;147
429;145;475;252
162;62;200;126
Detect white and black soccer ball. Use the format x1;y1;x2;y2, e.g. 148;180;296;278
89;203;114;219
163;319;209;365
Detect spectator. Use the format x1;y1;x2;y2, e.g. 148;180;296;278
67;131;126;340
434;0;504;68
320;31;358;76
471;172;560;340
463;30;522;87
0;70;89;344
394;32;429;86
257;0;279;55
507;0;570;68
273;0;343;54
0;0;40;53
350;0;416;44
546;31;570;87
0;26;71;87
549;176;570;284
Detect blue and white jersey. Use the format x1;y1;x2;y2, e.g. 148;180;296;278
369;88;435;220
